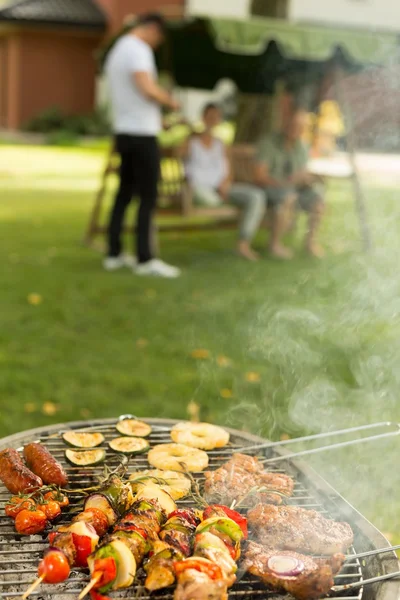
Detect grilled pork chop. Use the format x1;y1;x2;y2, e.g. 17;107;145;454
204;453;294;506
248;504;354;555
243;541;345;600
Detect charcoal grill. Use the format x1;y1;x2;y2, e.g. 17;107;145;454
0;418;399;600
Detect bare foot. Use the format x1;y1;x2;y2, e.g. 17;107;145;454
269;244;294;260
306;242;325;258
237;242;260;262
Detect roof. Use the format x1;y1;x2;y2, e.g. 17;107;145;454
0;0;107;31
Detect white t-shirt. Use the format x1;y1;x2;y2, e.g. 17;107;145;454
105;35;162;136
185;137;228;189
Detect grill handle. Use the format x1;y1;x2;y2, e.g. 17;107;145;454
233;422;400;463
332;570;400;592
346;544;400;561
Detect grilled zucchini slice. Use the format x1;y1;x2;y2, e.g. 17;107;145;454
116;418;152;438
62;431;105;448
109;437;149;455
65;448;106;466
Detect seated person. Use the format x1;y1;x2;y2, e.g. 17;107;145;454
254;107;325;259
183;103;265;261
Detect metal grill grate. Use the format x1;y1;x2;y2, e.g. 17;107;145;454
0;419;365;600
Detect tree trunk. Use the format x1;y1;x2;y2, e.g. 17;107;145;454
234;1;289;144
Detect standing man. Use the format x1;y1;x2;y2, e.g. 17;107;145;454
104;13;181;278
254;108;325;259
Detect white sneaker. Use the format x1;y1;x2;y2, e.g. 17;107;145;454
103;255;137;271
135;259;181;279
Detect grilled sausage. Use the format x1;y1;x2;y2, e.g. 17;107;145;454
23;443;69;487
0;448;43;494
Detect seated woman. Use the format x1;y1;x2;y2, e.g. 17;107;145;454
183;103;265;261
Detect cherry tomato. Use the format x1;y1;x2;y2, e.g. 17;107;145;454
37;500;62;521
15;509;47;535
5;496;36;519
72;534;93;568
38;550;70;583
93;558;117;589
75;509;109;537
174;559;223;581
44;491;69;508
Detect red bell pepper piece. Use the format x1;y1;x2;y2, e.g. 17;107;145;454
93;557;117;589
174;559;224;581
72;533;93;567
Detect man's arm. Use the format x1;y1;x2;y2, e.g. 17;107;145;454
134;72;179;110
253;160;282;188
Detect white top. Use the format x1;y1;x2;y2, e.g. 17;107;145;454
186;137;228;189
105;35;162;136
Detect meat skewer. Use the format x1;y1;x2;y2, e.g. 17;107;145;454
81;497;167;599
22;476;129;600
144;508;200;591
174;506;247;600
247;504;354;555
204;453;294;507
243;541;345;600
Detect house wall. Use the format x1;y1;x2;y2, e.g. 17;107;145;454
96;0;185;37
289;0;400;31
7;31;100;128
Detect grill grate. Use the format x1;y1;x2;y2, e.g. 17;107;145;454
0;419;364;600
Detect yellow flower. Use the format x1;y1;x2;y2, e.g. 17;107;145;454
245;371;261;383
27;293;42;305
280;433;291;441
191;349;210;359
220;388;233;399
217;355;232;367
41;402;58;416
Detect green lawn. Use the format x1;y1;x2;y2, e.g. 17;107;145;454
1;144;400;541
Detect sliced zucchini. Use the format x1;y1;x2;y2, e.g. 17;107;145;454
84;493;118;526
62;431;105;448
116;418;152;438
109;437;149;455
110;539;137;589
65;448;106;466
135;483;177;515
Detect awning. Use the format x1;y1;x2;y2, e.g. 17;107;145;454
204;16;399;64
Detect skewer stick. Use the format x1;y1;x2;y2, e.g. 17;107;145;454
78;573;102;600
22;574;45;600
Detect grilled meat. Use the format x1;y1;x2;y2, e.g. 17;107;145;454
243;541;344;600
24;442;68;487
0;448;43;494
174;568;228;600
248;504;354;555
204;453;294;506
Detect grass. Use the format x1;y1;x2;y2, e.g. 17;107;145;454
1;144;400;542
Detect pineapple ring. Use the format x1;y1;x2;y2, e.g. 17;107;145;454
129;469;191;500
148;443;209;473
170;422;230;450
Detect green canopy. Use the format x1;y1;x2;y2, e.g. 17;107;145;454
205;16;398;64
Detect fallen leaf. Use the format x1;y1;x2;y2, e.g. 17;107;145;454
280;433;291;441
24;403;37;414
191;349;210;359
220;388;233;399
80;408;91;419
187;400;200;422
136;338;149;348
27;293;42;306
245;371;261;383
41;402;58;416
217;355;232;367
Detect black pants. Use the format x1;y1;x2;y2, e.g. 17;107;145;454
108;134;160;263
